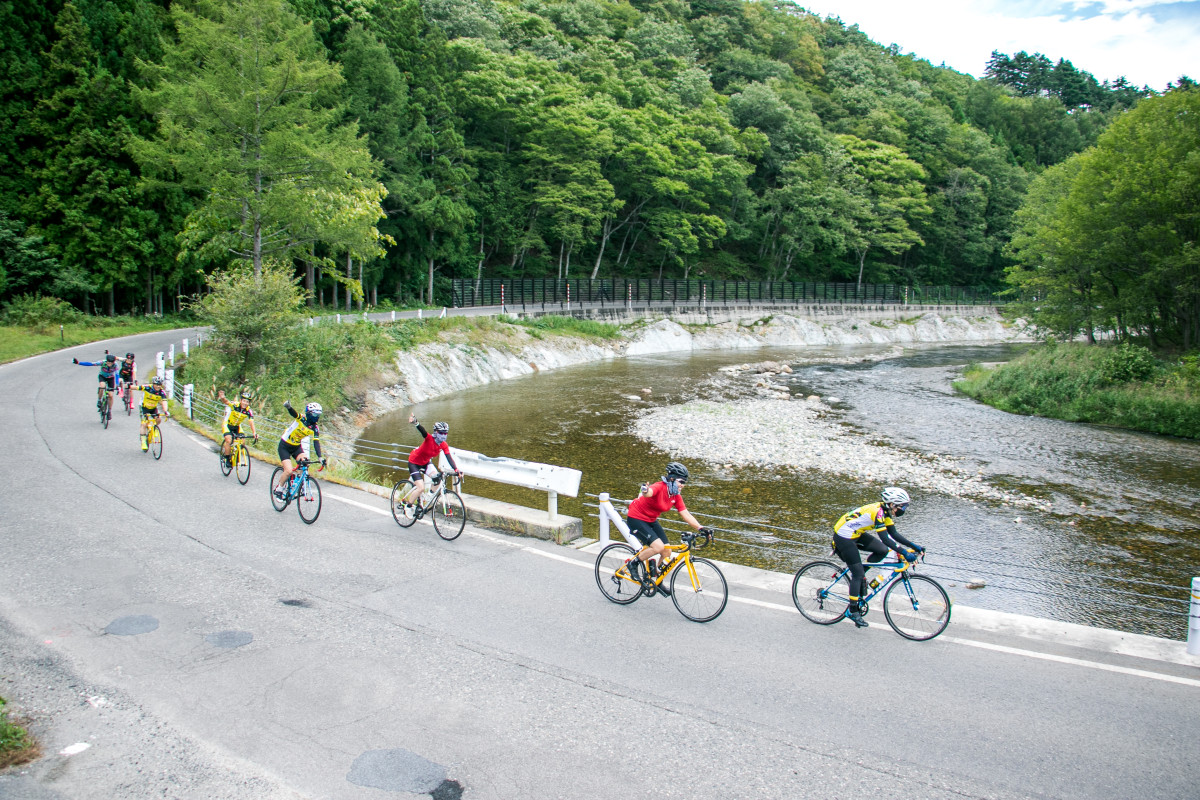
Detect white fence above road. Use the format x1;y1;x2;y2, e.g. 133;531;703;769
439;448;581;520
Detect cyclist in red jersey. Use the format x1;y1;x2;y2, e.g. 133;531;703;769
625;461;712;596
397;413;462;518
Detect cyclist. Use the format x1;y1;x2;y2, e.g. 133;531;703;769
833;486;924;628
216;389;258;467
73;353;121;411
397;413;462;517
625;461;713;597
135;376;170;450
273;401;325;500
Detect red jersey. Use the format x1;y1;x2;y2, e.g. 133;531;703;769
409;434;451;467
627;481;686;523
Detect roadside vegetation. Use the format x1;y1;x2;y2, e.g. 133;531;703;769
0;696;40;769
0;296;183;364
955;342;1200;439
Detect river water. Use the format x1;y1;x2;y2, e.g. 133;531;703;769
359;344;1200;639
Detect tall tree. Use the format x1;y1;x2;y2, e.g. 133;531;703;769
133;0;386;279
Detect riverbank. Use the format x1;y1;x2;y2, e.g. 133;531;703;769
955;342;1200;439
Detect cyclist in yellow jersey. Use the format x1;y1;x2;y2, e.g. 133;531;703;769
134;376;170;450
273;401;325;500
217;389;258;467
833;487;923;628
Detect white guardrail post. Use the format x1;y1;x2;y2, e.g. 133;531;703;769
156;351;165;377
182;337;189;358
168;343;174;367
439;449;581;520
184;383;193;419
596;493;639;548
1189;576;1200;656
164;369;175;398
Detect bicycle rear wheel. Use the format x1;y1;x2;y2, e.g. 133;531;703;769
432;490;466;541
297;476;321;524
149;425;162;459
101;395;111;428
390;480;418;528
594;543;643;605
883;574;951;641
219;443;232;476
124;389;132;416
792;560;850;625
235;443;251;484
670;557;728;622
269;467;289;511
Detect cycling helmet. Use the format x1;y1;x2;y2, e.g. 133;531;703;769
665;461;689;481
239;391;252;402
433;421;449;435
152;376;163;386
125;352;135;359
881;487;911;506
105;353;116;362
304;402;322;425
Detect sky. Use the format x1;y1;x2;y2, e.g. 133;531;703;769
802;1;1199;90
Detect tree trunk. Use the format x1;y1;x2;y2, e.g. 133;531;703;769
345;253;353;311
145;268;153;315
107;286;115;317
427;229;436;305
305;247;315;306
357;257;363;311
332;277;338;309
855;248;868;294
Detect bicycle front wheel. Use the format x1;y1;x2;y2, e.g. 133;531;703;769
101;395;111;428
884;574;951;641
792;560;850;625
219;444;232;476
150;426;162;459
594;543;643;605
390;480;418;528
124;390;132;416
269;467;289;512
297;476;321;524
670;557;728;622
235;443;251;484
432;490;466;541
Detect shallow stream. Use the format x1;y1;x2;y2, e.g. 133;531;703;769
360;344;1200;638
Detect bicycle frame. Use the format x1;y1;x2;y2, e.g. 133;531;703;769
835;558;914;605
287;463;310;499
622;540;708;594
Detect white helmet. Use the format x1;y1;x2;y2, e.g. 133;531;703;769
881;487;911;506
304;402;323;424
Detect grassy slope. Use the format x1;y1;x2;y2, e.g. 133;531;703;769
954;343;1200;439
0;318;186;364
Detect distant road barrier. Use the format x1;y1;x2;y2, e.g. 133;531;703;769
437;448;581;520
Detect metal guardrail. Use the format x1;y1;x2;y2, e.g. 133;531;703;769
452;278;1004;310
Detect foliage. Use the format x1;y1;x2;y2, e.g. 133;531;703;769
0;315;184;363
1005;89;1200;348
0;696;40;769
188;261;306;381
955;343;1200;439
2;294;82;330
504;314;622;340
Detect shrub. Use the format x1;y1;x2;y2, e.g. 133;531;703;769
2;294;83;331
1099;343;1159;385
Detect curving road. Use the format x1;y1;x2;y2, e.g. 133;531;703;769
1;329;1198;800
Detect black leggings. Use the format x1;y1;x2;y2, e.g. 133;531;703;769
833;533;889;603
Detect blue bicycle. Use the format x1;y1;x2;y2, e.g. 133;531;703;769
791;553;951;641
269;459;322;524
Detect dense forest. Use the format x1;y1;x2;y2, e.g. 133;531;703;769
0;0;1180;318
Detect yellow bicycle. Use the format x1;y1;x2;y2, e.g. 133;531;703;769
594;529;728;622
144;413;163;460
219;432;252;485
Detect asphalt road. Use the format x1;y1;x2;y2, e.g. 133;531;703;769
1;329;1198;800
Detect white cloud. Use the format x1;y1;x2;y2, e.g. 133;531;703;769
803;1;1198;89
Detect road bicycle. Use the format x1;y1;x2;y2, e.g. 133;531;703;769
390;471;466;541
121;382;133;416
270;459;322;524
143;413;163;460
219;432;253;485
99;387;113;427
594;529;728;623
791;553;951;641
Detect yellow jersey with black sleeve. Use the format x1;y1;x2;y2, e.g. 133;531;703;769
225;404;254;428
281;418;315;446
140;385;169;410
833;502;893;539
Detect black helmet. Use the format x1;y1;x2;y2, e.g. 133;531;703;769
125;352;135;359
665;461;689;481
105;353;116;362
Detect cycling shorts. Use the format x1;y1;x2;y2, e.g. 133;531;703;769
223;423;242;438
407;460;434;481
140;406;160;419
278;439;304;462
627;517;668;546
99;373;117;390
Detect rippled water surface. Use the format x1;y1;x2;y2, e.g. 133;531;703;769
360;344;1200;638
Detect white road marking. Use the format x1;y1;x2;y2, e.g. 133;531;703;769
943;636;1200;688
326;492;390;516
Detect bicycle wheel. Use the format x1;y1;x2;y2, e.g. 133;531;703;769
390;480;419;528
149;425;162;460
594;543;643;605
101;395;111;428
670;557;728;622
235;443;251;485
432;490;466;541
269;467;289;512
884;574;952;641
219;443;232;476
297;476;322;524
124;389;132;416
792;560;851;625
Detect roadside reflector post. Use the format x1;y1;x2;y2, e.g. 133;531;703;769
1189;577;1200;656
182;338;189;358
184;383;194;419
168;343;175;367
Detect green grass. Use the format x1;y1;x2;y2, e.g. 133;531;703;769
954;343;1200;439
0;317;186;364
496;314;621;340
0;696;39;769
